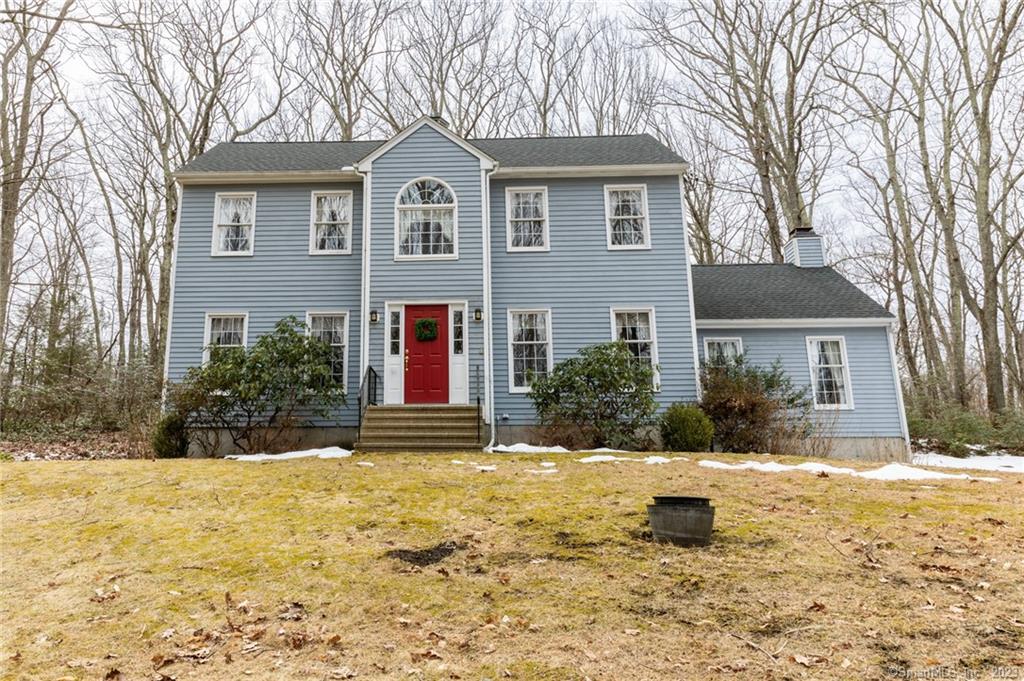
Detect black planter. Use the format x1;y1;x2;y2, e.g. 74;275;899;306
647;496;715;546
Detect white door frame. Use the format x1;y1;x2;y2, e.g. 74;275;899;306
382;299;470;405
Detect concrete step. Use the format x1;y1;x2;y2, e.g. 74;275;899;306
354;442;483;452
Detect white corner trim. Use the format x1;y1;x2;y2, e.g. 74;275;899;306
305;310;350;394
886;324;911;444
393;176;459;261
355;115;496;172
308;190;354;255
696;317;894;329
210;191;256;257
609;306;661;390
604;183;651;251
202;312;249;365
507;308;554;394
505;186;550;252
482;166;497;445
805;335;855;411
161;183;185;408
679;176;702;401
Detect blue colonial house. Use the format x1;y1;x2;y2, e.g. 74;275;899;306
167;116;909;460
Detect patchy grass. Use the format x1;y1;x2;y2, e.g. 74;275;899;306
1;452;1022;680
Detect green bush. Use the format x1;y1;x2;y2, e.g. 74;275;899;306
167;317;346;455
660;403;714;452
151;412;189;459
909;405;1024;455
529;341;658;450
699;359;811;453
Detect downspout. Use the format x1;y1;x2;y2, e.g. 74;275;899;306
886;322;911;448
354;165;372;378
481;163;498;449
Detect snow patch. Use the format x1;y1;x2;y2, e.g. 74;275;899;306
911;452;1024;474
476;465;497;472
577;454;621;463
355;461;375;467
487;443;570;454
698;458;999;483
540;461;557;468
525;469;559;475
577;454;690;464
225;447;352;462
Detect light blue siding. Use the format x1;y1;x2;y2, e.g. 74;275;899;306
697;326;903;438
367;125;487;400
167;183;363;425
491;175;699;424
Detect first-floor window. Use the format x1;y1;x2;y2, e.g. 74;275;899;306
612;308;658;385
704;337;743;366
212;193;255;255
205;314;246;362
509;309;551;392
807;336;852;409
309;313;348;389
310;192;352;254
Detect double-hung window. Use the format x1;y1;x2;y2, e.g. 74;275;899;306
204;313;247;363
806;336;853;409
704;337;743;366
396;178;457;259
308;312;348;390
508;309;552;392
310;192;353;254
506;187;548;251
605;185;650;249
212;193;255;255
612;307;659;387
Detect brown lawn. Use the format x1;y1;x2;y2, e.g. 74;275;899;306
1;452;1022;680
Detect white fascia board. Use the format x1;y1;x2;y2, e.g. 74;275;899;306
174;169;361;184
696;317;895;329
492;163;688;179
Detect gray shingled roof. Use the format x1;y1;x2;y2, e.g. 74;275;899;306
176;133;684;174
691;264;892;320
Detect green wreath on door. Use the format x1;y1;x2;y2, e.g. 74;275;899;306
414;318;439;342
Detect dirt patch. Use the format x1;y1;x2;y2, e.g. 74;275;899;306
384;540;465;566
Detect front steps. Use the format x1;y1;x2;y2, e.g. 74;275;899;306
356;405;484;452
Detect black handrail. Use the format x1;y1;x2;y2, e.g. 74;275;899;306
357;365;380;442
475;364;482;444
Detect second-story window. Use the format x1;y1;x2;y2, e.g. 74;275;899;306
396;178;457;259
506;187;548;251
605;184;650;250
212;193;255;256
310;191;352;254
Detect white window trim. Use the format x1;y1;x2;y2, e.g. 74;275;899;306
505;186;550;252
393;176;459;262
202;311;248;364
609;306;660;390
308;190;354;255
507;308;553;394
703;336;744;364
211;192;256;257
604;184;651;251
306;310;350;394
806;335;855;411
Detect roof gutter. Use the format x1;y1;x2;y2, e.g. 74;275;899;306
695;317;895;329
492;162;688;178
173;167;361;184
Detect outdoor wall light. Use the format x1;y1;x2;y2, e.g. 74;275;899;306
474;308;483;322
369;310;379;324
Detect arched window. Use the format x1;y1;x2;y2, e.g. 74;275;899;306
395;178;457;258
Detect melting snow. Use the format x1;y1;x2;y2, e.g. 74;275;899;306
487;443;570;454
525;469;559;475
476;465;497;472
698;458;999;482
911;452;1023;474
225;447;352;462
355;461;375;467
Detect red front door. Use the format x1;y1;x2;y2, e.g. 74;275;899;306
404;304;449;404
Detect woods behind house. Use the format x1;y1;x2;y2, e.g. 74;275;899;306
2;0;1022;446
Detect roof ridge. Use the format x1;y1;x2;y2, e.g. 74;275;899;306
213;133;660;145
